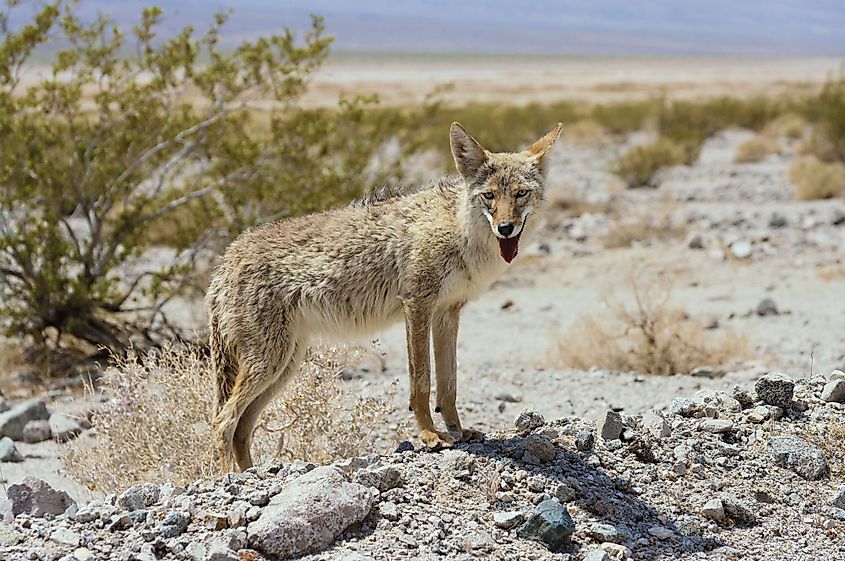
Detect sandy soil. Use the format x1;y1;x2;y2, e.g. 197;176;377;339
305;56;844;107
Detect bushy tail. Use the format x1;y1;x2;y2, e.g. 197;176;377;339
209;311;237;421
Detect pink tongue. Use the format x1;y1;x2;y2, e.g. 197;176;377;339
498;235;520;263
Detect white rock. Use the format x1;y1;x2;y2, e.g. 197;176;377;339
821;380;845;403
730;240;752;259
247;466;373;559
493;511;523;529
51;527;81;547
641;409;671;438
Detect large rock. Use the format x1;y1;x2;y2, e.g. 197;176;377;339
517;499;575;551
767;436;829;480
247;466;373;558
22;420;52;443
755;373;794;408
597;411;624;441
0;437;24;462
0;399;49;440
8;477;76;517
118;483;161;511
821;380;845;403
49;413;83;442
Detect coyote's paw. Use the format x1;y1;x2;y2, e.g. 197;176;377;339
457;427;485;442
420;429;455;450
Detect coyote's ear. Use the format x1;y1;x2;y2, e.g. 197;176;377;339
526;122;563;175
450;122;487;181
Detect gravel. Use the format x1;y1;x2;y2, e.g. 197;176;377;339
0;375;842;561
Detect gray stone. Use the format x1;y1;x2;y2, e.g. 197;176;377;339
575;429;595;451
642;409;671;438
247;466;373;559
583;549;611;561
829;486;845;509
155;511;189;539
701;498;726;523
700;419;734;434
746;405;771;423
669;397;704;418
720;494;756;524
51;527;81;547
22;420;52;443
514;409;545;431
517;499;575;551
555;483;577;503
755;373;794;408
205;541;239;561
0;437;23;462
354;465;403;492
768;213;788;228
589;522;629;544
0;524;24;546
687;233;704;249
690;366;722;379
767;436;829;480
118;483;161;511
493;511;524;529
647;526;674;539
732;385;755;409
597;411;624;440
49;413;83;443
730;240;752;259
830;370;845;382
821;380;845;403
338;555;376;561
380;501;399;522
0;399;9;414
0;399;49;440
8;477;76;517
522;434;556;462
756;298;779;316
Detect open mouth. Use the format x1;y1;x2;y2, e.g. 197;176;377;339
497;234;521;264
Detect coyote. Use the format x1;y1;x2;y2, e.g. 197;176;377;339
207;122;562;471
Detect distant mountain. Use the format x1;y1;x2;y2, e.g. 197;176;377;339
37;0;845;56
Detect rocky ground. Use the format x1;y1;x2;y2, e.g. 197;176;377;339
0;125;844;559
2;370;844;560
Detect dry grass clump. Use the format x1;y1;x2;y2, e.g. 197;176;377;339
613;138;686;188
788;156;845;200
558;268;748;376
818;264;845;281
561;119;607;145
600;203;685;249
733;135;780;163
61;344;398;492
763;113;806;140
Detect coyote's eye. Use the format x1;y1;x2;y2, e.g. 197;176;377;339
481;192;495;200
515;189;528;198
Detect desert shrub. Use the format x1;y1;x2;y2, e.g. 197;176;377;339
789;156;845;200
589;100;654;135
613;138;686;188
558;268;747;375
805;75;845;162
600;203;685;248
657;96;787;163
0;2;419;364
763;113;806;140
734;135;780;163
60;344;399;492
562;119;607;145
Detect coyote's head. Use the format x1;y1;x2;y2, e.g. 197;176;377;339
450;121;562;263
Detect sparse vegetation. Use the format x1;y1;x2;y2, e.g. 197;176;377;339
789;156;845;200
0;2;420;365
558;268;748;376
763;113;806;140
734;135;780;163
613;139;686;188
806;74;845;163
60;344;398;492
561;119;607;145
600;203;686;248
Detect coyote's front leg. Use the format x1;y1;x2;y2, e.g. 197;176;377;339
433;304;484;442
404;301;454;449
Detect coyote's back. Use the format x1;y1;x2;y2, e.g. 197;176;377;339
208;122;561;471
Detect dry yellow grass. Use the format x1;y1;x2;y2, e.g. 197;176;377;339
600;201;686;249
557;267;748;376
763;113;806;140
613;138;687;188
561;119;607;145
789;156;845;200
61;344;399;492
818;264;845;281
733;135;780;163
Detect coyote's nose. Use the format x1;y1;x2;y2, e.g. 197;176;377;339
497;222;515;237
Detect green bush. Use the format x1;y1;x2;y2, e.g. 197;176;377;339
0;2;417;365
613;138;686;188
